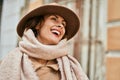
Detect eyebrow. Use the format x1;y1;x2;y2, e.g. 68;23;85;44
54;15;58;19
54;15;66;22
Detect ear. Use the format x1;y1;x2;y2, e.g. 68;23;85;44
35;21;44;30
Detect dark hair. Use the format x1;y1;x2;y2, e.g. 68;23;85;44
25;15;44;37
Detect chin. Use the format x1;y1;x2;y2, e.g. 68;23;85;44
50;39;60;45
51;41;59;45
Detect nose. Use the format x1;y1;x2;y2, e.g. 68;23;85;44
57;23;64;28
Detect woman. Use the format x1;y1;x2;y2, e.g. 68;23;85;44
0;3;88;80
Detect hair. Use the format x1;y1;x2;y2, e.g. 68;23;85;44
25;15;44;37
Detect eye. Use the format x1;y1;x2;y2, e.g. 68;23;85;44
51;17;57;21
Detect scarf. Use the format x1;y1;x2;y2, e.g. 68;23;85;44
0;29;88;80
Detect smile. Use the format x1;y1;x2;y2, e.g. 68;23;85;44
51;29;61;37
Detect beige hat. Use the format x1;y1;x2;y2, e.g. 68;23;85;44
17;3;80;40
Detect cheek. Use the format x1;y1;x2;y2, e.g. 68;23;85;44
39;28;46;36
61;29;66;39
39;25;50;37
62;28;66;36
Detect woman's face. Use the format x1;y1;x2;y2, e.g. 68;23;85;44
36;15;66;45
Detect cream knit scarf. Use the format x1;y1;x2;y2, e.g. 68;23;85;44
0;29;88;80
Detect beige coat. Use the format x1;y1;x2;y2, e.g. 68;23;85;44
29;57;60;80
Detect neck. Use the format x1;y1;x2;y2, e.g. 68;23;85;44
36;35;59;45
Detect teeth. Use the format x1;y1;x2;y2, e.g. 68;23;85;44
51;30;60;35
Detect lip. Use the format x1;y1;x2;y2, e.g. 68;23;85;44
51;27;62;37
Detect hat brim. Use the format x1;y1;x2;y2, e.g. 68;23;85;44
17;4;80;40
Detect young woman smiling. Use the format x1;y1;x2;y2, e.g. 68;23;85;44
0;3;89;80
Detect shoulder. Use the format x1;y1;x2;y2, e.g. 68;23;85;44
0;47;23;65
1;47;22;61
5;47;23;57
67;55;81;66
67;55;78;61
9;47;21;53
6;47;23;58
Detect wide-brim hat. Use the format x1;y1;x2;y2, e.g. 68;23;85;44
17;3;80;40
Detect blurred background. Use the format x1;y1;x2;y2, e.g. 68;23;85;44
0;0;120;80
